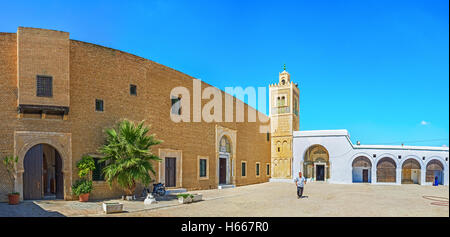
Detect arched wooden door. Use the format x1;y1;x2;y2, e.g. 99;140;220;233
377;158;396;183
23;144;44;200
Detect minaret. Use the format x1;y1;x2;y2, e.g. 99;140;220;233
269;65;300;179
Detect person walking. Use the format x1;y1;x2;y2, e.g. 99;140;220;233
294;171;306;199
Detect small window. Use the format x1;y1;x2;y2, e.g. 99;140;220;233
92;158;105;181
373;154;376;158
422;156;426;160
277;147;280;152
199;159;207;177
266;164;270;176
241;162;247;177
95;99;104;112
256;163;260;176
130;84;137;96
36;76;53;97
398;155;401;159
266;132;270;141
171;96;181;115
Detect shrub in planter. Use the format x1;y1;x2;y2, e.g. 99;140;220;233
2;155;20;205
177;193;194;204
72;179;93;202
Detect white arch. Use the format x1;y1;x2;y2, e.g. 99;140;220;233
400;155;423;168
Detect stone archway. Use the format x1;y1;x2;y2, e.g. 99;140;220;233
14;131;72;200
426;159;444;185
215;125;236;186
401;158;421;184
352;156;372;183
303;145;330;181
376;157;397;183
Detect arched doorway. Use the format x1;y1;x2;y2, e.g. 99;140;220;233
23;144;64;200
426;159;444;185
218;136;231;184
376;158;396;183
352;156;372;183
401;159;421;184
303;145;330;181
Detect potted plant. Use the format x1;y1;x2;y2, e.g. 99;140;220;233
72;155;95;202
2;155;20;205
99;120;162;200
72;179;93;202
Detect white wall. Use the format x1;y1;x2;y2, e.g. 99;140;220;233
293;130;450;186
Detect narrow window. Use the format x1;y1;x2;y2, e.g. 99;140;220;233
92;158;105;181
266;164;270;176
130;84;137;96
241;162;246;177
95;99;104;112
199;159;207;178
256;163;260;176
171;96;181;115
36;76;53;97
266;132;270;141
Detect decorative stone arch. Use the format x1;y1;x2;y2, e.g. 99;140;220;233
215;125;237;186
14;131;72;200
302;144;330;181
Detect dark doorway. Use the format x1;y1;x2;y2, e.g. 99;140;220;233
219;158;227;184
23;144;44;200
316;165;325;181
55;152;64;199
363;169;369;183
165;157;176;187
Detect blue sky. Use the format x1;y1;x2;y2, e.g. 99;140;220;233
1;0;448;146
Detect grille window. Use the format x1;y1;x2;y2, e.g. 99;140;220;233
199;159;207;177
92;158;105;181
95;99;104;112
171;96;181;115
36;76;53;97
130;84;137;96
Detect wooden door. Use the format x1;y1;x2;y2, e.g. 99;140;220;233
55;151;64;199
219;158;227;184
165;158;176;187
23;144;43;200
316;165;324;181
362;169;369;182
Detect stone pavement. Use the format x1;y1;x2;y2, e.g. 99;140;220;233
0;194;182;217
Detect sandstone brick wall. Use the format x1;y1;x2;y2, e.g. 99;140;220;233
0;27;272;201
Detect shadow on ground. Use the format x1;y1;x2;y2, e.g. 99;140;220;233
0;201;65;217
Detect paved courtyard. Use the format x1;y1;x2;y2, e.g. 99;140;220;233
0;182;448;217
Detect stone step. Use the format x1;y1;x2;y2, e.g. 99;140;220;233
218;184;235;189
165;188;187;194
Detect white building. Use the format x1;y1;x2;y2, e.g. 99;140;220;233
292;129;449;185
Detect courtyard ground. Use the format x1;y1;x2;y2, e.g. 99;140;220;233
0;182;448;217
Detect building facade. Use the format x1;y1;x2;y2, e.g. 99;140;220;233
0;27;274;201
292;130;449;185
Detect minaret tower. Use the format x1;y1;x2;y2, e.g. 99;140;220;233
269;65;300;179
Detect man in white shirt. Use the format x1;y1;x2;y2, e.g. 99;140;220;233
294;171;306;199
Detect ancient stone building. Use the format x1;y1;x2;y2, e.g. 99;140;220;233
0;27;288;201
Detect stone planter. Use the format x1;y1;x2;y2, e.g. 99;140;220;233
102;202;123;214
178;196;193;204
192;194;203;202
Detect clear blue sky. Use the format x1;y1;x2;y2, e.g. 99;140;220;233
1;0;448;146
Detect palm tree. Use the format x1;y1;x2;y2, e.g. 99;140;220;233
99;119;162;196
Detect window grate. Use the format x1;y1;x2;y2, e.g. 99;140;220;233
36;76;53;97
130;84;137;96
95;99;104;112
